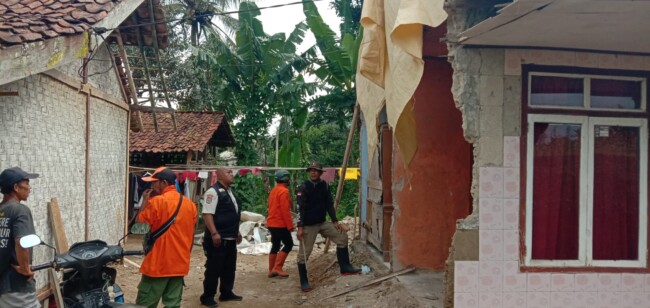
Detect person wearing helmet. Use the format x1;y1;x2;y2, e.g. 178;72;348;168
296;162;361;293
265;169;294;278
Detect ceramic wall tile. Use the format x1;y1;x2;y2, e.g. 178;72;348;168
455;261;479;293
478;292;502;308
573;292;599;308
480;230;504;261
549;292;574;308
550;274;574;292
503;136;520;167
502;292;526;308
503;230;519;261
479;261;503;292
597;273;621;292
528;273;551;292
502;198;519;230
621;274;645;292
526;292;550;308
479;167;503;198
502;261;527;292
480;198;504;230
596;292;621;308
455;293;478;308
503;167;520;199
574;274;599;292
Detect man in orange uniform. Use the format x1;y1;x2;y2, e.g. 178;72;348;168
136;167;197;308
266;170;294;278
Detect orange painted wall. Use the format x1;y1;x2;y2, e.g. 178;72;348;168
392;54;472;270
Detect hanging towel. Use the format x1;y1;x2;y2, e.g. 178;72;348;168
338;168;360;180
320;168;337;183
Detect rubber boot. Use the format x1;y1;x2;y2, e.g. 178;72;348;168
297;263;313;292
268;253;277;278
271;251;289;278
337;247;362;275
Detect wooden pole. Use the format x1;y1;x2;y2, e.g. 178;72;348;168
324;103;359;252
131;14;158;132
320;266;416;300
147;0;177;130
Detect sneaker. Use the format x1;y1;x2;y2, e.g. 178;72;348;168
200;297;218;307
219;293;243;301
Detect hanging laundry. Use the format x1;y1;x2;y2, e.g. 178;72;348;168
338;168;360;180
211;170;217;186
177;171;199;183
252;167;262;175
239;169;251;176
320;168;337;183
198;171;209;179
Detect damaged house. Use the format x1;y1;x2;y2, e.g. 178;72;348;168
356;0;650;307
0;0;170;296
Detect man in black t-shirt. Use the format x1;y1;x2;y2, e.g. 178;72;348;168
0;167;39;308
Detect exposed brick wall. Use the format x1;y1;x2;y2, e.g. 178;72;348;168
0;64;128;288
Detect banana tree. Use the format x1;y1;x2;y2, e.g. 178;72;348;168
301;0;362;127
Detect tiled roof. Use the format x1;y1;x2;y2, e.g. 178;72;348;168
130;111;235;153
0;0;169;49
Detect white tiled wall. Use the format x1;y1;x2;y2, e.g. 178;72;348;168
454;136;650;308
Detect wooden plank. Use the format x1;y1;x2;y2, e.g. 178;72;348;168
124;257;141;269
320;267;416;300
48;268;64;308
367;179;383;190
48;198;69;253
41;70;129;111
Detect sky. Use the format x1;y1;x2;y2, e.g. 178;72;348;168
256;0;342;52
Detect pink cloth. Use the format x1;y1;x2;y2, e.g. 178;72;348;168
320;168;337;183
210;171;217;186
239;169;251;176
177;172;198;183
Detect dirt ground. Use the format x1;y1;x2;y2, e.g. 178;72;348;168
116;224;421;307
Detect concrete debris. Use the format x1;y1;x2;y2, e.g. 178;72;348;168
241;211;265;223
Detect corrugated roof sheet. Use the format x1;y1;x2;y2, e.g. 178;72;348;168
130;111;234;153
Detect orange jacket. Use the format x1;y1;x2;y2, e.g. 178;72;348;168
266;183;294;230
138;185;197;277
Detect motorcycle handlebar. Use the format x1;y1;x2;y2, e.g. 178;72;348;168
32;263;52;271
122;250;145;256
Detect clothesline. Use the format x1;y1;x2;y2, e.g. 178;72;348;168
129;165;359;172
129;165;360;182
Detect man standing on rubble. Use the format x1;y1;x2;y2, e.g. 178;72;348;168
0;167;40;308
200;167;243;307
266;169;294;278
296;162;361;292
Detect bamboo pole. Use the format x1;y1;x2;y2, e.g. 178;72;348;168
324;103;359;253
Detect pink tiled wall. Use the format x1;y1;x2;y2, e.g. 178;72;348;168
454;136;650;308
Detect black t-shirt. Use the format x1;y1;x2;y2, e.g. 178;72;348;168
0;200;36;294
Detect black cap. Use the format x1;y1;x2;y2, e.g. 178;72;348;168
142;167;176;183
306;162;323;172
0;167;39;187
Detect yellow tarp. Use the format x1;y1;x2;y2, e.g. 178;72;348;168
357;0;447;167
339;168;360;180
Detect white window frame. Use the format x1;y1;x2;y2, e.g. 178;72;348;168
528;72;647;112
525;114;648;268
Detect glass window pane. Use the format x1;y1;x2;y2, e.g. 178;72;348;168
592;125;640;260
531;76;584;107
590;79;642;110
532;123;581;260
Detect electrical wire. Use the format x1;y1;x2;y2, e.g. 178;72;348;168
93;0;327;34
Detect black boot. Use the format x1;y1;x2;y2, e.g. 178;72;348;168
337;247;362;275
297;263;313;292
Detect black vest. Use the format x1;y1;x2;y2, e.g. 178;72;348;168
205;183;242;239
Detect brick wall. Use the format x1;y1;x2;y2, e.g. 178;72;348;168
0;57;128;288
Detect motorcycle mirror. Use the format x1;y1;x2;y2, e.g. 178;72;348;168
130;222;151;235
19;234;42;248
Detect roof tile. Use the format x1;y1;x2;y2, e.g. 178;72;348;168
130;112;234;153
1;0;170;49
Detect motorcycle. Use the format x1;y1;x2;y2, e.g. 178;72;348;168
20;222;151;308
